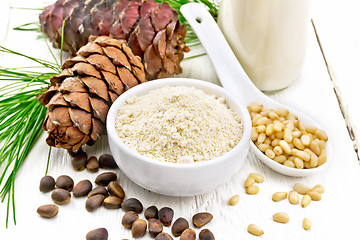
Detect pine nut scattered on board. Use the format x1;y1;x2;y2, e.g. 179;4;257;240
247;224;264;236
244;173;263;195
267;183;324;232
293;183;311;195
288;190;299;204
312;184;325;193
244;177;255;188
307;190;322;201
240;170;324;232
246;185;259;195
301;195;311;208
273;212;290;224
272;192;287;202
228;195;240;206
303;218;312;230
249;173;264;183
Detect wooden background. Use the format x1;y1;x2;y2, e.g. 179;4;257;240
1;0;360;239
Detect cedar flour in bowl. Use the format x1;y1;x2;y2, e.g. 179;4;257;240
115;85;243;163
107;78;251;196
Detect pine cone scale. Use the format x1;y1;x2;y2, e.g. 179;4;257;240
151;3;174;32
87;54;117;74
121;44;145;72
108;91;118;103
103;46;131;69
120;1;140;36
153;29;166;59
91;118;104;138
117;67;138;89
48;107;73;128
66;129;83;143
89;97;108;122
137;16;155;52
72;135;90;150
46;92;69;109
140;0;158;17
50;69;72;85
132;66;146;83
143;45;161;76
127;30;142;57
59;77;87;93
63;92;91;112
77;42;103;56
66;126;85;145
81;76;110;101
71;62;102;78
99;11;114;36
101;71;124;95
69;108;92;134
163;57;177;74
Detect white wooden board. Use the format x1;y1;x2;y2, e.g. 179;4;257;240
1;0;360;239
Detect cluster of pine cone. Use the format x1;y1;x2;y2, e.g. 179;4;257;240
39;0;189;153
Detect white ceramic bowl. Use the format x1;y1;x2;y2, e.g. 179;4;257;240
107;78;251;196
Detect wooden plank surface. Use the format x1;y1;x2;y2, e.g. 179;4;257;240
311;0;360;160
1;0;360;239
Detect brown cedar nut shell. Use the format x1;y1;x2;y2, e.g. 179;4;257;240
39;36;146;154
39;0;189;80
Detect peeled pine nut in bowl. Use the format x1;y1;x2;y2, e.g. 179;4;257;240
247;102;333;177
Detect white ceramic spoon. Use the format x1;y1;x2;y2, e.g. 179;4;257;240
181;3;333;177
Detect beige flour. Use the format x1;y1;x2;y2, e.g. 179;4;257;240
115;86;243;163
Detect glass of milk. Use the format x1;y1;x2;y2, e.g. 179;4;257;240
217;0;312;92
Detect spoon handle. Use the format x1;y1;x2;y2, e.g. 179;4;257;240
180;3;267;105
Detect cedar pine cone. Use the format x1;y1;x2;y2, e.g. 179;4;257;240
38;36;146;153
39;0;189;79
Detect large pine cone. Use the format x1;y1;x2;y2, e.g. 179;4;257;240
38;36;146;153
39;0;189;79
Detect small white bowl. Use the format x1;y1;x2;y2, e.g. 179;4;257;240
106;78;251;196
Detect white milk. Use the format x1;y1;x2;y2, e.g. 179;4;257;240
217;0;312;92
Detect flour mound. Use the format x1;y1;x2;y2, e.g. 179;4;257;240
115;86;243;163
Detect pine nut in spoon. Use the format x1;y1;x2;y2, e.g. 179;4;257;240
180;3;333;177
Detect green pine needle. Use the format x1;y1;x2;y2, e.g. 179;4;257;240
12;22;41;32
45;147;52;176
60;20;65;66
0;48;58;227
0;14;67;228
10;7;44;11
